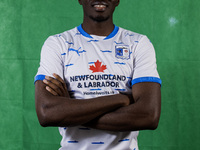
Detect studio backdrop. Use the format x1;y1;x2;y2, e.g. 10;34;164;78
0;0;200;150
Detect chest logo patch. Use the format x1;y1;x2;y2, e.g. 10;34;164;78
89;60;107;73
115;45;130;60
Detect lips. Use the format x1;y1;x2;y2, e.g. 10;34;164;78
94;5;106;11
92;2;108;11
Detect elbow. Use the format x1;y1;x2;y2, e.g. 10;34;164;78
36;104;53;127
149;118;159;130
39;121;48;128
148;111;160;130
38;115;49;127
36;103;73;127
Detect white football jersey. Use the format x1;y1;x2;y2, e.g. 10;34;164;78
35;25;161;150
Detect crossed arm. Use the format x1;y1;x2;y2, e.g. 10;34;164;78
35;74;161;132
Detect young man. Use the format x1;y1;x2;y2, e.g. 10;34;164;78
34;0;161;149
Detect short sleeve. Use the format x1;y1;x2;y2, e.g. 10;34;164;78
34;36;64;83
131;36;161;86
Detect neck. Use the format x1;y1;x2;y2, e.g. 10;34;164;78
81;17;115;36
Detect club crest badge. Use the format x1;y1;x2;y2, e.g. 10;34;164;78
115;45;130;60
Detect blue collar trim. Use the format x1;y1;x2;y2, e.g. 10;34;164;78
77;24;93;39
104;25;119;40
77;24;119;40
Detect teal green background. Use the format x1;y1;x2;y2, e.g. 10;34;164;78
0;0;200;149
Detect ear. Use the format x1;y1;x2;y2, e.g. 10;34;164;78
78;0;82;5
116;0;120;7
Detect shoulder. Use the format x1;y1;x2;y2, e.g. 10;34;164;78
45;26;79;44
42;26;80;51
118;27;146;41
116;27;152;50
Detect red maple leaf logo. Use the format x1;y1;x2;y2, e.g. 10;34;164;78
89;60;107;73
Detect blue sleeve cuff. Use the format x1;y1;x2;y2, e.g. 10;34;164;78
34;74;46;84
131;77;162;86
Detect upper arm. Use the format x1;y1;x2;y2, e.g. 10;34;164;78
35;80;50;107
132;82;161;128
35;80;65;127
34;36;67;126
35;80;53;126
131;35;161;113
131;36;161;127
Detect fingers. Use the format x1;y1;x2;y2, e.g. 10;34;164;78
45;76;62;88
43;78;63;96
46;86;58;96
53;73;64;84
43;74;69;97
53;73;68;92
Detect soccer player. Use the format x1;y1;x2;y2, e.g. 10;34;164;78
34;0;161;149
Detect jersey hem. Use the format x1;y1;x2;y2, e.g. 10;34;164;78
131;77;162;86
34;74;46;84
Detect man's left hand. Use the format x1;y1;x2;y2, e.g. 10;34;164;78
43;73;69;97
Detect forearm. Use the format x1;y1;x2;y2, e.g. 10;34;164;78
41;95;127;127
35;81;129;127
85;83;161;132
85;101;159;132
